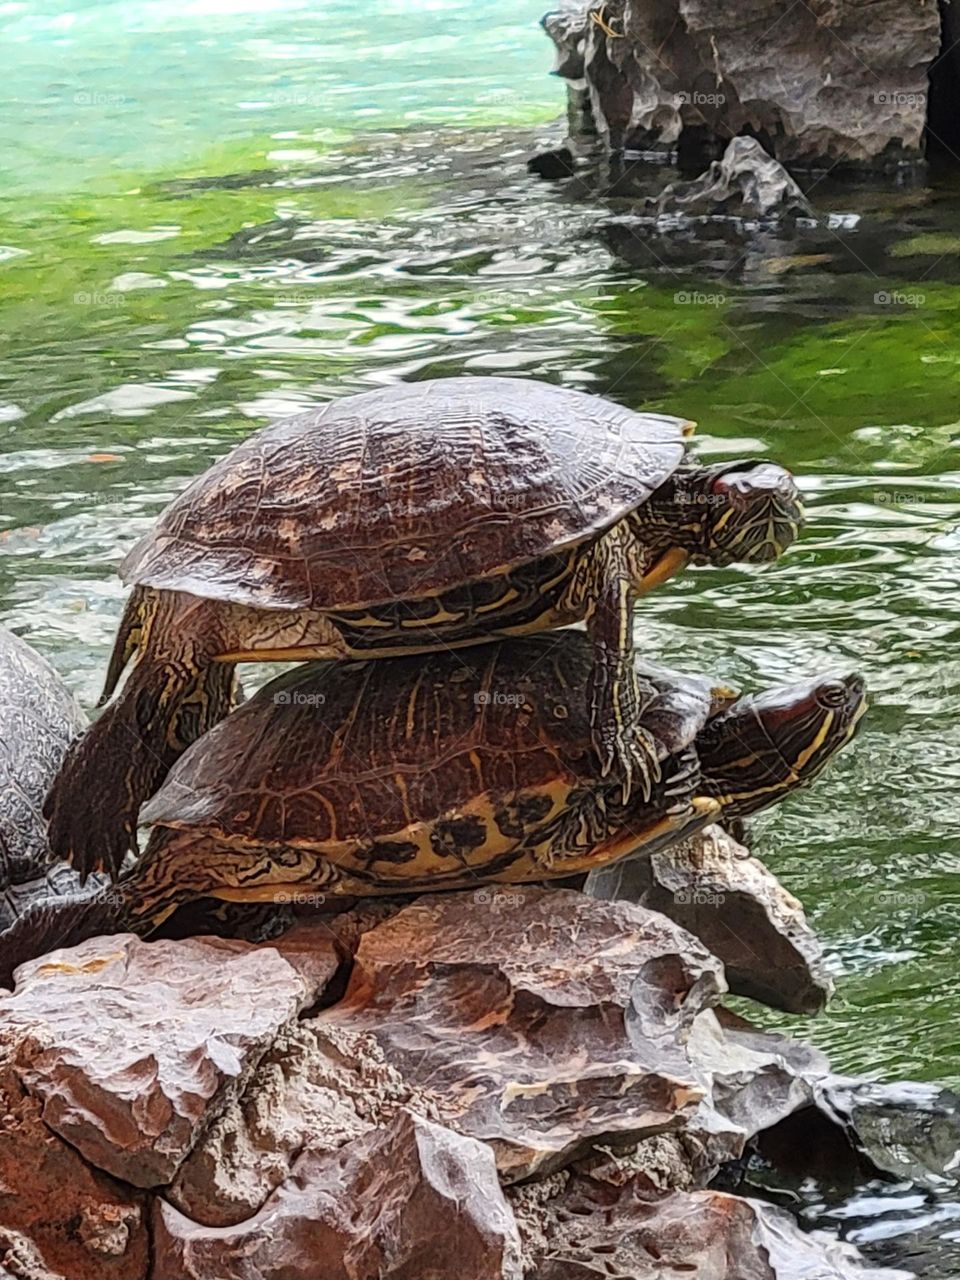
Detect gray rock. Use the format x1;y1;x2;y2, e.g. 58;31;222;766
816;1077;960;1191
648;137;814;220
544;0;940;169
0;626;102;934
512;1173;913;1278
586;823;832;1013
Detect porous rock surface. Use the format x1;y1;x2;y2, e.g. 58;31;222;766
154;1109;524;1280
3;930;339;1187
0;1052;148;1280
172;886;724;1225
510;1173;912;1278
587;823;833;1013
543;0;940;168
0;886;916;1279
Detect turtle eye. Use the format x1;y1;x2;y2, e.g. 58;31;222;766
819;680;849;708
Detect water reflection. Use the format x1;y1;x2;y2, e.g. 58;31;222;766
2;111;960;1225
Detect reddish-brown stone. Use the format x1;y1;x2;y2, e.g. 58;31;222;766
587;824;832;1013
0;1059;147;1280
1;931;337;1187
153;1109;523;1280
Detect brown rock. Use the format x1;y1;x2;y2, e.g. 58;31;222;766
168;1018;432;1226
1;931;337;1187
316;887;723;1182
515;1174;911;1278
170;887;724;1224
0;1057;147;1280
545;0;940;169
586;824;832;1013
153;1108;524;1280
570;1007;832;1188
0;1229;66;1280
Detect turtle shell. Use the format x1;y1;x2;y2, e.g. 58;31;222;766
121;377;689;611
0;626;92;928
139;633;716;868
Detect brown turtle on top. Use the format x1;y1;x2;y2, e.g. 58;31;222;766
44;376;804;878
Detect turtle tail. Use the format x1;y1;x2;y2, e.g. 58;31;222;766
0;887;135;991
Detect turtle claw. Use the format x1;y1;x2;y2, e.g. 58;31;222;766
594;718;662;805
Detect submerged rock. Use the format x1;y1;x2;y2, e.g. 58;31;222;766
542;0;940;169
586;823;832;1013
510;1173;912;1278
647;137;813;220
816;1078;960;1191
527;145;579;178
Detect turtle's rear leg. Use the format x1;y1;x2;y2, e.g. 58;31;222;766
0;836;195;987
44;591;238;881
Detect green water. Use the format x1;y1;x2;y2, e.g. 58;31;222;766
3;0;960;1096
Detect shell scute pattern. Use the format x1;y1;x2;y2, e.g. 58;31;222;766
140;638;600;856
121;377;688;612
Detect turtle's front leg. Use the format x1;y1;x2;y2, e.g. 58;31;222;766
568;522;661;802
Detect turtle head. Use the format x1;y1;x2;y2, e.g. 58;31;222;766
668;460;804;567
696;671;867;820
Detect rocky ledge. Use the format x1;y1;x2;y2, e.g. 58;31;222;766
542;0;941;169
0;841;941;1279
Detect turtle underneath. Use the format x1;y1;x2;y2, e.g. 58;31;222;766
5;633;865;981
